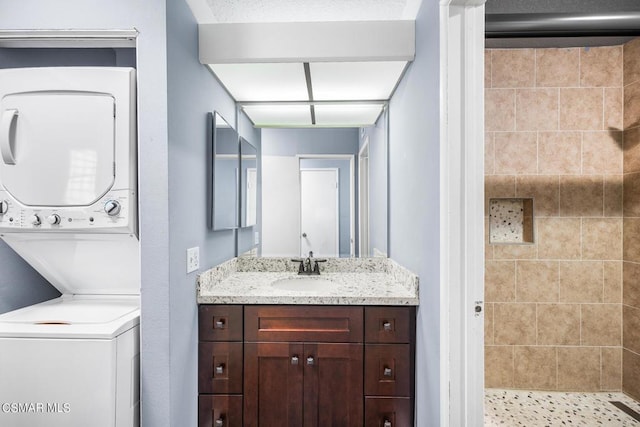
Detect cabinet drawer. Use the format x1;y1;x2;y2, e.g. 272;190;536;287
364;344;412;397
365;307;414;344
199;342;243;394
244;306;363;343
198;395;242;427
365;397;412;427
199;305;243;342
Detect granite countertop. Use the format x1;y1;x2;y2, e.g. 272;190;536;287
197;257;419;306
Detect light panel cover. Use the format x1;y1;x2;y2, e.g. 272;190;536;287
314;103;384;126
243;104;312;127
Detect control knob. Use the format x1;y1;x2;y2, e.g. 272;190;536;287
47;214;61;225
104;200;121;217
31;214;41;226
0;200;8;215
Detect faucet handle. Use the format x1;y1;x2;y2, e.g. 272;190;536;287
291;258;305;273
312;259;327;273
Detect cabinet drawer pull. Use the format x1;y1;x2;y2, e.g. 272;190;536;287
383;367;392;377
307;356;315;366
291;356;299;365
215;364;225;375
214;418;224;427
215;319;226;329
383;420;392;427
382;321;392;331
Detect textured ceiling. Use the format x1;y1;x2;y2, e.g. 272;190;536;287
187;0;421;24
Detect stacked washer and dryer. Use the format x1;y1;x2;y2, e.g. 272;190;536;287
0;67;141;427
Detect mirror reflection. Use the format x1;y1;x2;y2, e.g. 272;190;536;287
209;111;238;230
240;137;257;228
257;108;388;258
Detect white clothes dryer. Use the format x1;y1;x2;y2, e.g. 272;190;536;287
0;67;140;427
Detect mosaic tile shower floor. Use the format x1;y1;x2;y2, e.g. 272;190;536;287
485;389;640;426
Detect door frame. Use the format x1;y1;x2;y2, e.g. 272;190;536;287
358;137;370;257
440;0;486;426
297;155;356;257
299;167;340;257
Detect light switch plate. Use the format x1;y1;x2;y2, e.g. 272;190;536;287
187;246;199;273
254;231;260;245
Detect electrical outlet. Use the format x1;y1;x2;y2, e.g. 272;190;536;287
187;246;199;273
254;231;260;245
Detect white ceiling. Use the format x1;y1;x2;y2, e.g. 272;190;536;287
188;0;421;127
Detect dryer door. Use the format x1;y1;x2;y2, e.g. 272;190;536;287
0;92;115;207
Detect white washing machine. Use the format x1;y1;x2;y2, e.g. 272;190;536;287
0;67;140;427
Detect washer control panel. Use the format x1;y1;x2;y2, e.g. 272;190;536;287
0;189;135;233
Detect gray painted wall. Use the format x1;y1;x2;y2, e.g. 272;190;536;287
237;112;262;255
262;128;359;156
387;0;441;425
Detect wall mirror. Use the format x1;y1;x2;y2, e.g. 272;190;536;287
208;111;238;230
240;136;257;228
258;107;388;258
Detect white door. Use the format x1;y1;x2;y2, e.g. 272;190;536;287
245;167;257;227
300;168;339;257
358;138;370;257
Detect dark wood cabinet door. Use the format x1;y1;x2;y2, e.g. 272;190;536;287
303;343;363;427
199;342;243;394
198;395;242;427
244;342;304;427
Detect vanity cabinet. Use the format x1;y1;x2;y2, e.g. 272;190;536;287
198;305;415;427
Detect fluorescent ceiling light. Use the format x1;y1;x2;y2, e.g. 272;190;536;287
314;104;384;126
208;63;308;102
310;61;406;101
243;104;312;127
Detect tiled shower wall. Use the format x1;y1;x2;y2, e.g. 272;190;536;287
623;38;640;401
484;45;624;391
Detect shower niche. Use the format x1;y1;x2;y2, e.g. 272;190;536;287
489;198;534;244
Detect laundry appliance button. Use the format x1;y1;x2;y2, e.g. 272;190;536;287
47;214;61;225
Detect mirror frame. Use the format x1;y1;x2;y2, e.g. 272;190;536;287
208;111;239;231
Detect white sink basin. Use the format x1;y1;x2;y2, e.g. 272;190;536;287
271;277;336;292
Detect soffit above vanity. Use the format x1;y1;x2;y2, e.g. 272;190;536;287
187;0;419;127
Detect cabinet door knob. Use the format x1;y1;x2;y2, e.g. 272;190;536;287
383;367;393;377
215;364;225;375
291;356;299;365
383;420;392;427
215;319;226;329
383;321;392;331
215;418;224;427
307;356;315;366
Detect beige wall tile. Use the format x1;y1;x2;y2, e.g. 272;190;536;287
604;261;623;303
538;132;581;174
580;46;623;88
494;303;536;345
514;346;557;389
623;218;640;263
537;304;580;345
582;131;623;175
516;261;559;302
485;345;514;388
557;347;600;391
485;261;516;302
515;175;559;217
486;89;516;132
623;349;640;400
485;50;492;89
624;81;640;130
486;175;516;216
559;261;603;303
624;37;640;87
582;218;623;260
624;172;640;217
485;132;495;175
602;347;622;391
559;175;604;217
485;303;495;345
494;132;537;175
493;243;537;260
582;304;622;346
624;127;640;173
605;88;623;130
516;89;559;131
623;305;640;354
604;175;623;217
624;261;640;308
537;218;581;260
559;88;603;131
536;48;579;87
491;49;535;88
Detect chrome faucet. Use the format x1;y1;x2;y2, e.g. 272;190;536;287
292;251;326;275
